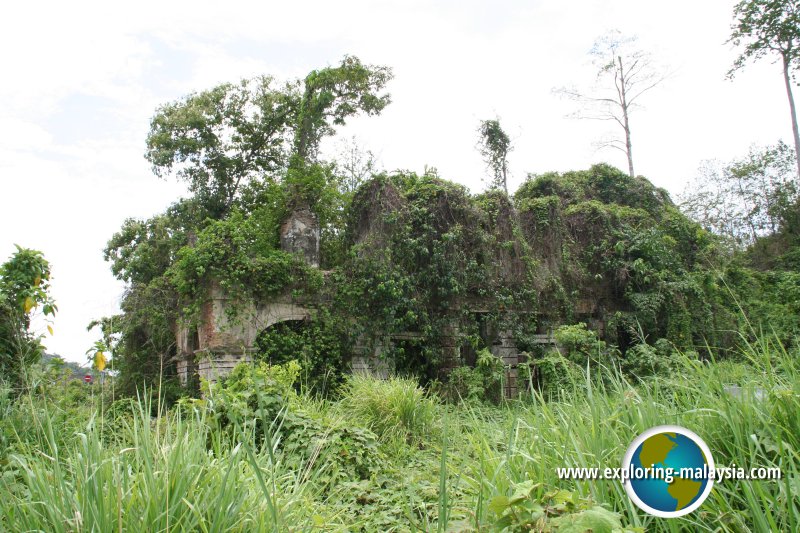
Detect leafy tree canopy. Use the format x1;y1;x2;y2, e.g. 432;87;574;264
729;0;800;75
145;56;392;218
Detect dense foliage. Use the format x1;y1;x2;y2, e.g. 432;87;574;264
0;246;56;388
103;146;800;399
1;337;798;531
92;54;800;404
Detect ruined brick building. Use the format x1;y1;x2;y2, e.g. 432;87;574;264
175;166;682;397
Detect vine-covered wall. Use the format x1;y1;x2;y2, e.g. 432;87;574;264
174;163;735;393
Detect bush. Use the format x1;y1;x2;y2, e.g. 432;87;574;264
340;374;437;444
281;415;385;484
203;360;385;484
553;323;608;365
440;366;485;403
204;360;302;443
439;348;506;403
489;480;630;532
0;246;56;387
622;338;678;377
530;350;583;397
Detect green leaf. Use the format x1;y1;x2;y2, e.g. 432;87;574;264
549;506;623;533
488;495;510;516
509;479;538;504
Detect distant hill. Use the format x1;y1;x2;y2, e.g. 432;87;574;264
41;352;90;380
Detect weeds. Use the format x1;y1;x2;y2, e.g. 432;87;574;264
0;336;797;531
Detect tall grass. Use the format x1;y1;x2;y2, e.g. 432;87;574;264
339;374;438;445
0;396;326;532
452;335;800;532
1;335;797;531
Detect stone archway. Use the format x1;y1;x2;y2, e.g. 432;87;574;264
174;281;535;398
176;282;313;385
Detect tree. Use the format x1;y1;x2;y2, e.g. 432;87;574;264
281;56;391;267
477;118;512;194
680;141;798;248
729;0;800;177
146;76;296;218
292;56;392;166
556;30;666;178
145;56;392;218
0;246;57;386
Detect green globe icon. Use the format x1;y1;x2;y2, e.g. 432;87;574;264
623;425;715;517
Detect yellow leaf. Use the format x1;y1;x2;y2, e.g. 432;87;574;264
23;297;34;314
47;325;54;336
94;351;107;372
34;276;41;287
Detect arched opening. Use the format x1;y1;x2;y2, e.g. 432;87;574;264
254;317;349;395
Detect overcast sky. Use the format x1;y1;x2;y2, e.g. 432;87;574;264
1;0;794;363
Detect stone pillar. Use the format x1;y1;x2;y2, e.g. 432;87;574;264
492;330;519;398
196;349;253;385
438;322;460;380
280;206;320;267
352;335;391;378
175;325;198;387
175;355;198;387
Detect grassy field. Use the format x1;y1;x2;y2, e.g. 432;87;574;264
1;336;798;532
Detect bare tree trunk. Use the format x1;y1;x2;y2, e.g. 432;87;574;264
783;53;800;179
618;56;635;178
623;113;634;178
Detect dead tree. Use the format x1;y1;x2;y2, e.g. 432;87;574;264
556;31;667;178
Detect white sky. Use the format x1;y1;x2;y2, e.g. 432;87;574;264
0;0;794;363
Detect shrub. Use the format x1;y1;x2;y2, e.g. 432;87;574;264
622;338;679;378
530;350;583;397
488;480;630;532
440;366;485;403
281;416;385;483
439;348;506;403
553;323;608;365
339;374;437;444
0;247;56;387
203;360;301;441
203;360;385;484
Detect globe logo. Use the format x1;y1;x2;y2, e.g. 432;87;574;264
622;425;715;517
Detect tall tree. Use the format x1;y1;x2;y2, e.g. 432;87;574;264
556;31;666;178
292;56;392;167
477;118;512;194
284;56;391;215
145;77;296;218
144;56;392;218
728;0;800;177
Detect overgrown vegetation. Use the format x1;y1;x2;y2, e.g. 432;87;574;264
3;11;800;525
0;246;57;390
80;49;798;404
1;335;798;531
